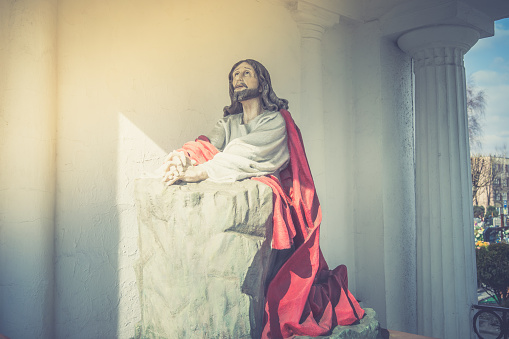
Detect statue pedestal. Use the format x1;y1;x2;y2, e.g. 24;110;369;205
296;308;380;339
134;177;381;338
134;178;274;338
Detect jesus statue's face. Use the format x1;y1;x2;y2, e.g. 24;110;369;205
231;62;261;102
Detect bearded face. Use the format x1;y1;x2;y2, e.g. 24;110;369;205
224;59;289;116
231;62;261;103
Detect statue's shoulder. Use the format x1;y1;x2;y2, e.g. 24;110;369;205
259;110;285;126
221;113;243;124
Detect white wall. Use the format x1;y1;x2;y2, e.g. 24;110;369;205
379;35;416;333
0;1;57;338
55;0;299;337
321;20;357;288
320;19;417;331
351;20;389;326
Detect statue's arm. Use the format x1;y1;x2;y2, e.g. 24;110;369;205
160;112;289;185
161;118;228;185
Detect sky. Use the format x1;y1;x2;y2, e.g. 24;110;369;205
464;18;509;155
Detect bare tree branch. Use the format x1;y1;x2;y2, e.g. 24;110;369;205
472;154;505;205
467;77;486;152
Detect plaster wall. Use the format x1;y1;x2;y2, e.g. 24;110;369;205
379;36;416;333
321;21;357;289
350;21;388;327
325;20;416;332
0;0;57;338
55;0;299;337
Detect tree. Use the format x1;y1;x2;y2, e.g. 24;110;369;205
471;155;504;206
476;243;509;307
473;205;485;219
472;156;490;204
467;78;486;152
485;205;499;218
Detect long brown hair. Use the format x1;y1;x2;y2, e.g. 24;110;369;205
223;59;289;116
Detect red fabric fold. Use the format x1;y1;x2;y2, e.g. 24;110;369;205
177;138;219;165
180;110;364;338
252;175;296;250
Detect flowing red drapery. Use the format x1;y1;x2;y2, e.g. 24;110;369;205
179;110;364;338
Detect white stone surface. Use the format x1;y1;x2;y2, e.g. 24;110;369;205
296;308;380;339
134;178;273;338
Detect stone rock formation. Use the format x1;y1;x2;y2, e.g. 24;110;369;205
134;178;274;338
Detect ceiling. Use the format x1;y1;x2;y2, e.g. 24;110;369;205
298;0;509;23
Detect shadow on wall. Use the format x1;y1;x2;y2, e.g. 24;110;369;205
55;117;121;338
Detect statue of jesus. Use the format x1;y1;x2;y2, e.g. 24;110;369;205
159;59;364;339
161;59;290;185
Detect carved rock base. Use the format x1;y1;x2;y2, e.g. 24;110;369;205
296;308;380;339
134;178;274;338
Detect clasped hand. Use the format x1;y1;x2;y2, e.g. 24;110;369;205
161;151;208;186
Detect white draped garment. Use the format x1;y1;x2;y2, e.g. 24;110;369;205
198;110;289;183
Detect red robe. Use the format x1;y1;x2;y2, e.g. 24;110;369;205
179;109;364;338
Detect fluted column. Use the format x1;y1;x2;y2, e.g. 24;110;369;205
0;0;57;338
398;25;479;339
294;2;338;199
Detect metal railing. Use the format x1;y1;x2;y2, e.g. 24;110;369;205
473;304;509;339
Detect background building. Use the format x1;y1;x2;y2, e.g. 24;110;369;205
473;155;509;215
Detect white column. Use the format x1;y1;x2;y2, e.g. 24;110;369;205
294;2;338;200
398;25;479;339
0;0;57;338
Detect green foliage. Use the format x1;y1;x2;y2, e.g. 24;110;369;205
476;242;509;307
485;206;499;218
474;205;485;219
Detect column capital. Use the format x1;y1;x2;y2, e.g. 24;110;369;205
289;0;339;39
381;0;494;40
397;25;479;61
